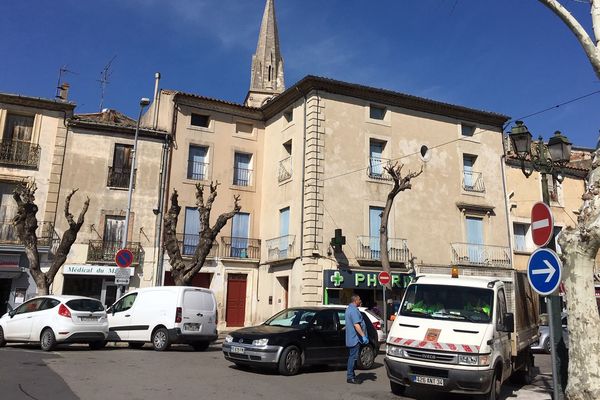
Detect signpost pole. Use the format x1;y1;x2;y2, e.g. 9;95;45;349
382;285;387;337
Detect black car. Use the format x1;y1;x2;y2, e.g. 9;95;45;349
222;306;380;375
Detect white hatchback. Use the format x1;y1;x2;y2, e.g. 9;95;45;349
0;295;108;351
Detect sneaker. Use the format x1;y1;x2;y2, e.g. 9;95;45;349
346;378;361;384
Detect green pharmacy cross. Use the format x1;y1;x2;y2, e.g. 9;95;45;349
330;271;344;287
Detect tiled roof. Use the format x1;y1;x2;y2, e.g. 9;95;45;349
73;109;137;128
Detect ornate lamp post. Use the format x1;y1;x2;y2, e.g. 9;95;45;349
509;121;571;399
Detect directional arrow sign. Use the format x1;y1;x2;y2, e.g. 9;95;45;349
527;248;562;296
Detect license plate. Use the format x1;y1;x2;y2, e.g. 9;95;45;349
231;346;245;354
412;375;445;386
184;323;200;331
80;316;98;322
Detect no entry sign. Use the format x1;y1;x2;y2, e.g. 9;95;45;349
378;271;391;285
531;202;554;247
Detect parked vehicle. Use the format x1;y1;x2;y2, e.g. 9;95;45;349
322;304;385;343
531;314;569;353
222;306;380;375
107;286;217;351
0;295;108;351
385;265;539;399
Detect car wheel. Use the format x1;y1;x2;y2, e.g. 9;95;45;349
151;327;171;351
0;327;6;347
390;381;406;396
191;341;210;351
511;352;535;385
482;368;501;400
278;345;302;376
89;341;106;350
128;342;144;349
545;338;552;354
356;344;375;369
40;328;57;352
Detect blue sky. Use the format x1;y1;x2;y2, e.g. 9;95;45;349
1;0;598;147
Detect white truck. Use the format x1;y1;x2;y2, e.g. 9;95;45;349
385;265;539;400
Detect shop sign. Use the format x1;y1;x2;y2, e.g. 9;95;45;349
63;264;134;276
324;269;410;289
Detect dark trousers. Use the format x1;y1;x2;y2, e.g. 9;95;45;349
346;344;360;380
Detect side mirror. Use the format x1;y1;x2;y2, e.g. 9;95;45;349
8;310;16;318
107;307;114;315
502;312;515;333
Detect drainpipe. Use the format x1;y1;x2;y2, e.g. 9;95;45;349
500;134;514;265
297;88;307;258
152;72;161;130
154;135;171;286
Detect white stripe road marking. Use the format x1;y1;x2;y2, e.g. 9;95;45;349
532;219;550;230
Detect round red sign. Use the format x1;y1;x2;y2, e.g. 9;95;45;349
115;248;134;268
378;271;391;285
531;202;554;247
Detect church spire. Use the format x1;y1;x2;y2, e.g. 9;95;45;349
245;0;284;107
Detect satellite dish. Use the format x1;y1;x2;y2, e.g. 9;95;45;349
420;145;432;163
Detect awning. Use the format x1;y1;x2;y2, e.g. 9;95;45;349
0;254;21;272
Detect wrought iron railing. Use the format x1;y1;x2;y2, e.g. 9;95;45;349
278;156;292;182
107;167;136;189
462;171;485;193
450;243;511;268
0;220;55;247
176;233;219;258
187;161;208;181
221;236;260;260
367;157;392;181
356;236;410;263
233;167;253;186
87;240;141;264
266;235;296;262
0;140;41;168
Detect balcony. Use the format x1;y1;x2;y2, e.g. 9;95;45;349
176;233;219;258
107;167;136;189
233;167;253;187
0;220;56;248
450;243;511;268
266;235;296;262
356;236;410;265
87;240;141;264
221;236;260;260
0;140;41;168
187;161;208;181
367;157;392;181
278;156;292;182
462;171;485;193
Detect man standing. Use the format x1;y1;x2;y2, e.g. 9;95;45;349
345;294;368;384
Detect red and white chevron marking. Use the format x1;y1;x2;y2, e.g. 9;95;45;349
388;336;480;353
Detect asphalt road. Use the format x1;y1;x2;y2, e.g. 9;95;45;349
0;342;554;400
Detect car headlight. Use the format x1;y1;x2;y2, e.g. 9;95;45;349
477;354;491;366
458;354;490;366
386;345;404;358
225;335;234;343
252;338;269;346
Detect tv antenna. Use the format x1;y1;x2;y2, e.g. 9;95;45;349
55;65;78;99
98;55;117;111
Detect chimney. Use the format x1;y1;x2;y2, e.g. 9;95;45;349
56;83;70;102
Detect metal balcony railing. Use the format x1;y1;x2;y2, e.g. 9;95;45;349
266;235;296;262
107;167;136;189
87;240;141;264
367;157;392;181
0;220;55;247
176;233;219;258
233;167;253;186
278;156;292;182
462;171;485;193
356;236;410;263
0;140;41;168
221;236;260;260
450;243;511;268
187;161;208;181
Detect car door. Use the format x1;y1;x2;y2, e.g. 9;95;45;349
334;310;350;359
304;310;340;362
32;298;61;340
4;298;45;340
107;292;138;341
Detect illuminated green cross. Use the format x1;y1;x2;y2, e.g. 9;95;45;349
330;271;344;287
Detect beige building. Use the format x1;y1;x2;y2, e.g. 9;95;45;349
49;109;169;307
0;91;75;314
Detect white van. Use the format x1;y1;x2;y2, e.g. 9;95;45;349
107;286;218;351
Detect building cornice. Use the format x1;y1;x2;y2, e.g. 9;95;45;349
67;119;169;140
0;92;75;112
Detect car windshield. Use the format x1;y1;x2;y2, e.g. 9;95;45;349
264;309;316;328
400;284;493;324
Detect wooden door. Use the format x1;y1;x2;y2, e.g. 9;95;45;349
278;276;289;309
226;274;247;327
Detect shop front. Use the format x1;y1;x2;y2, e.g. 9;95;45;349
61;264;134;307
323;269;412;311
0;254;36;315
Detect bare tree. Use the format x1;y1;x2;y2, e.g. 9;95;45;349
379;162;422;287
536;2;600;399
12;183;90;296
163;181;240;286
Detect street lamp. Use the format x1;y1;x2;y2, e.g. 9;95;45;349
508;121;571;400
119;97;150;296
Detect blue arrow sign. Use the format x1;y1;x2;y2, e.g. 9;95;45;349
527;248;562;296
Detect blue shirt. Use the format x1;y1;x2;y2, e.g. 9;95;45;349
345;303;366;347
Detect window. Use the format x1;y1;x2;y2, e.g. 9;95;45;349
369;105;386;120
513;223;530;252
235;122;253;135
461;124;475;137
1;113;36;165
3;113;34;142
233;152;252;186
283;110;293;123
0;182;18;228
466;216;484;263
553;226;562;254
312;310;337;331
279;141;292;182
112;293;138;313
546;175;563;205
231;212;250;257
104;216;125;244
463;154;476;189
369;140;387;179
279;207;290;257
108;144;133;188
191;113;210;128
183;207;200;255
187;145;208;180
369;206;384;258
496;289;508;331
14;298;45;315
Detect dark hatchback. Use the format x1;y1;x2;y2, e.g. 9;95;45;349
222;306;380;375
